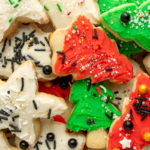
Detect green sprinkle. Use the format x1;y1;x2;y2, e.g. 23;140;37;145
57;3;62;12
8;0;14;5
14;3;19;8
9;17;13;23
44;5;49;11
18;0;21;2
73;25;77;30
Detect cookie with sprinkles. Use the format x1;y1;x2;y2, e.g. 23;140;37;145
107;71;150;150
51;15;133;84
104;59;143;111
40;0;100;29
0;0;49;42
101;0;150;51
67;79;121;149
0;60;67;145
16;119;85;150
0;23;56;80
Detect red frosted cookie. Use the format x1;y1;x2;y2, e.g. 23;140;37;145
38;76;71;99
50;16;133;84
107;71;150;150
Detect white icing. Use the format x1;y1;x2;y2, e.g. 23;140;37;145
40;0;100;28
0;23;56;80
0;61;67;145
0;0;49;41
120;137;131;149
16;119;86;150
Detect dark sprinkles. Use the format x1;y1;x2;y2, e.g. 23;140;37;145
56;51;66;64
33;100;38;110
34;49;46;51
106;96;110;103
53;140;56;149
72;62;77;67
92;29;98;39
0;116;8;121
114;91;119;94
48;109;51;119
20;77;24;91
1;38;7;53
130;109;133;119
12;115;19;122
87;79;91;91
29;30;36;37
0;109;10;117
115;97;122;100
105;68;113;71
40;41;45;46
105;112;113;120
45;140;50;150
141;113;148;121
92;93;97;97
34;141;42;150
44;37;50;46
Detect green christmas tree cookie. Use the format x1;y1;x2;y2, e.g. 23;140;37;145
98;0;143;57
101;0;150;51
67;79;121;132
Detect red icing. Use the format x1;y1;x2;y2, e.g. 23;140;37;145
108;72;150;150
53;115;66;124
38;81;70;99
96;87;101;94
54;16;133;84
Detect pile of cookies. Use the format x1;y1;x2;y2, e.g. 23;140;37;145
1;0;150;150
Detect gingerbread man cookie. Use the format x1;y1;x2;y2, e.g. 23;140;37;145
0;60;67;145
107;71;150;150
51;16;133;84
0;23;56;80
101;0;150;51
0;0;49;42
16;119;86;150
40;0;100;29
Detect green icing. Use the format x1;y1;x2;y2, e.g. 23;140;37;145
67;79;121;132
101;1;150;51
100;24;141;58
98;0;142;57
98;0;120;14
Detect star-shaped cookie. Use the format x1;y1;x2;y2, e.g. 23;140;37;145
0;23;56;80
0;60;67;145
0;0;49;42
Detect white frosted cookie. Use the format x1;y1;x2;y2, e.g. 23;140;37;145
16;119;86;150
0;23;56;80
40;0;100;28
0;60;67;145
0;0;49;42
104;59;142;110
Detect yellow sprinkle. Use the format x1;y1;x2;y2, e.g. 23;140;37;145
26;41;29;44
80;68;82;71
109;111;112;113
19;104;22;108
82;21;85;25
79;40;82;44
94;75;97;78
86;27;88;29
49;33;53;39
9;100;12;103
16;77;19;80
44;82;52;88
81;57;85;61
140;14;143;17
30;39;34;42
147;11;150;14
27;47;30;50
110;97;112;100
45;112;48;115
17;91;21;94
